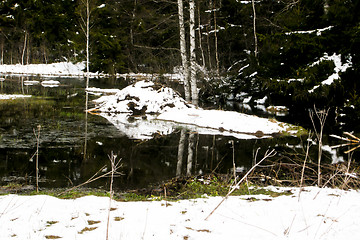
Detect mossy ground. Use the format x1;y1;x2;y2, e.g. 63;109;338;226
0;174;293;201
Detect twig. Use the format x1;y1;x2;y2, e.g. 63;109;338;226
205;149;276;221
231;140;236;184
33;125;41;193
344;132;360;141
309;106;329;186
106;151;121;240
298;131;312;201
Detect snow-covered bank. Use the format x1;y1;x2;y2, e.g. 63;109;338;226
0;62;182;80
0;62;87;77
0;94;32;100
91;80;300;140
1;187;359;240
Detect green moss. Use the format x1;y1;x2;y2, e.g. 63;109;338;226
122;192;149;202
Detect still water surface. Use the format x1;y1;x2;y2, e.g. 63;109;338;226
0;76;348;190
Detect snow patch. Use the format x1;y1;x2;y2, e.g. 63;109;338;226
285;26;333;36
0;94;32;100
309;53;352;93
0;62;86;77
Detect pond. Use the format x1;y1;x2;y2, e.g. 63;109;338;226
0;76;351;191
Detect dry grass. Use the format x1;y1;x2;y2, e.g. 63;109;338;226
78;227;97;234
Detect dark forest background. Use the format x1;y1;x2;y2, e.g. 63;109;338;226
1;0;360;127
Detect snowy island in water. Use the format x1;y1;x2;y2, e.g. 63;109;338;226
88;80;301;140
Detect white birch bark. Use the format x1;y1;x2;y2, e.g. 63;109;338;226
177;0;191;102
252;0;258;58
189;0;198;105
79;0;91;88
197;5;206;68
86;0;90;88
213;1;220;74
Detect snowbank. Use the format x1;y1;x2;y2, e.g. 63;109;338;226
0;62;86;77
1;187;359;240
91;80;299;140
0;94;32;100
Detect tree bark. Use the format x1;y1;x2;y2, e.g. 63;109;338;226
252;0;258;59
213;0;220;74
177;0;191;102
189;0;198;105
197;4;206;68
86;0;90;88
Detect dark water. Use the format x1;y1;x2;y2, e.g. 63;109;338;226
0;76;350;191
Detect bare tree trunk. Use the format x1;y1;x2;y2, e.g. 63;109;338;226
252;0;258;59
79;0;91;88
26;36;30;64
86;0;90;88
189;0;198;105
43;45;48;64
197;4;206;68
206;24;212;70
213;0;220;74
177;0;191;102
130;0;138;72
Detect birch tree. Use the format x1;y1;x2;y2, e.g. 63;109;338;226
251;0;258;59
189;0;198;105
78;0;96;88
177;0;191;102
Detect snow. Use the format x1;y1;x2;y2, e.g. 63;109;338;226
24;80;40;86
91;80;296;140
1;187;359;239
0;94;32;100
0;62;87;77
285;26;333;36
41;80;60;88
309;53;352;93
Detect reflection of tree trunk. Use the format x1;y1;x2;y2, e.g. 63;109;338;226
211;135;215;170
0;41;3;64
176;129;186;177
186;132;196;176
20;76;24;95
83;91;89;162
